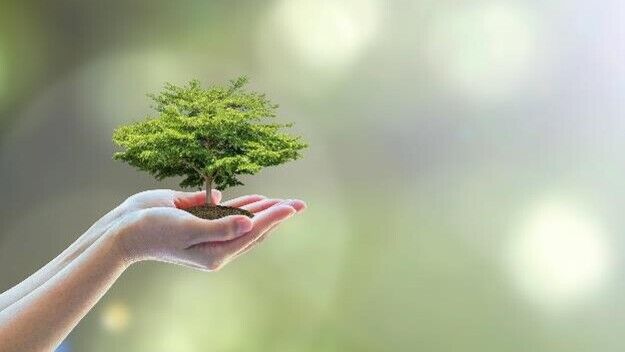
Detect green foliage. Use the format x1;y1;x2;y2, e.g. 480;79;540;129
112;77;307;191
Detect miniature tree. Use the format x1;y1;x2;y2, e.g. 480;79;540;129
112;77;307;218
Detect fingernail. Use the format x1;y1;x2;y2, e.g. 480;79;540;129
285;199;306;212
235;217;253;233
296;201;307;212
281;205;297;216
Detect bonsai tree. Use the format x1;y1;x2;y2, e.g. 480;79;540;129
112;77;307;219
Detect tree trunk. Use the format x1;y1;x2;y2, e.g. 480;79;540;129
205;176;214;206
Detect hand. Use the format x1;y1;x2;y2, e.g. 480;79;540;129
228;196;306;259
208;194;307;266
78;189;219;242
110;192;306;271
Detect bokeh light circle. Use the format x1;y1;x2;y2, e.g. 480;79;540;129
258;0;380;71
100;301;131;333
423;3;541;104
506;199;613;309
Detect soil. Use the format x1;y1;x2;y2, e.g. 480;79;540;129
184;204;254;220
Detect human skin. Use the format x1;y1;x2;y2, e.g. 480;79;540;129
0;189;305;352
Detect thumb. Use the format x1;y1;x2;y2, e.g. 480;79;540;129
174;189;222;208
187;215;253;245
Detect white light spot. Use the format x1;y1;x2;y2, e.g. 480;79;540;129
506;199;613;309
266;0;379;70
424;3;540;103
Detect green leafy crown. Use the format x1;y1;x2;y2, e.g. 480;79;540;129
112;77;307;190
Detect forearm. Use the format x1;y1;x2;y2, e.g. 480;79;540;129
0;204;127;312
0;229;129;352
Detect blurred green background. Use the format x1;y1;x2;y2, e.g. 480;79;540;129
2;0;625;351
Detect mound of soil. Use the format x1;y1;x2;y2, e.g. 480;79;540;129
184;204;254;220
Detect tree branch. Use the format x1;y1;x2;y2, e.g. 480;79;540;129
182;160;205;178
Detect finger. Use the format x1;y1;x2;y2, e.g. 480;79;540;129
232;222;280;260
283;199;307;212
240;198;306;214
186;215;253;246
221;194;266;208
174;190;221;209
241;199;283;213
244;198;306;215
233;200;306;257
218;204;296;255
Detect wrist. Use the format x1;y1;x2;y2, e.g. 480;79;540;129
102;212;143;268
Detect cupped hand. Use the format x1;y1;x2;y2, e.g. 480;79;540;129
110;191;306;271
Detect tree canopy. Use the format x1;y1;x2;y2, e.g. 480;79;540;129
112;77;307;195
